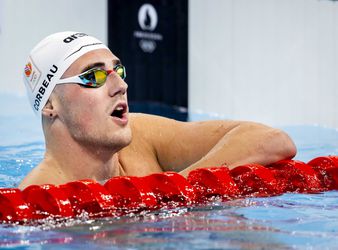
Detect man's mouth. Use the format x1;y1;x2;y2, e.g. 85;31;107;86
111;103;128;119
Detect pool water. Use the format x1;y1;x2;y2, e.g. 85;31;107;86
1;95;338;249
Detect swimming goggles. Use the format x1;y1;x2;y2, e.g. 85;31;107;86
58;64;126;88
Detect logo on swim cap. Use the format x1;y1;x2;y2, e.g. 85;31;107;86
24;58;42;91
63;32;88;43
24;62;32;77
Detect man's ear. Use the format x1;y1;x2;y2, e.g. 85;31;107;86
41;99;57;119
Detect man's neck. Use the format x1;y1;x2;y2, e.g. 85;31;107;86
44;128;121;183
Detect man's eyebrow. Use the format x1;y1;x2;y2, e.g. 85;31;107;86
81;59;122;73
113;59;122;66
81;62;105;73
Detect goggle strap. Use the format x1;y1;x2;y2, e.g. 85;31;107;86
57;76;83;85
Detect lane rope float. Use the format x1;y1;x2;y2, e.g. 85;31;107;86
0;156;337;223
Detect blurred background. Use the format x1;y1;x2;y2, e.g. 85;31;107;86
1;0;338;128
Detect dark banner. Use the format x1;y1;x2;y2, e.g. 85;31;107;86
108;0;188;120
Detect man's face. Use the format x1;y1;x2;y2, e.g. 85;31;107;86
52;49;132;151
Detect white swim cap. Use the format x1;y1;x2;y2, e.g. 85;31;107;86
23;31;109;116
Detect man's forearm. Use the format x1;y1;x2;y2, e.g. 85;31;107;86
179;123;296;177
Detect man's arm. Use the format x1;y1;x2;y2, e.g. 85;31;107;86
130;114;297;177
178;121;296;177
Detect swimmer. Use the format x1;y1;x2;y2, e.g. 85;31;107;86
18;32;296;189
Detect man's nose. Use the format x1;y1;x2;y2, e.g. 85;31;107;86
107;74;128;97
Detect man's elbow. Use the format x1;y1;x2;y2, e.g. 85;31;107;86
270;128;297;161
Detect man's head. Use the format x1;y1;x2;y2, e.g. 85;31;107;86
23;32;131;151
23;32;110;115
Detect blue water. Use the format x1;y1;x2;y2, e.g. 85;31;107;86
1;95;338;249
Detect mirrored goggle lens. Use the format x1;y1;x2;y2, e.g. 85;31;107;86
79;69;107;87
79;65;126;87
114;64;126;80
93;70;107;84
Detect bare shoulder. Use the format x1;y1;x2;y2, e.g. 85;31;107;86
18;163;66;190
129;112;178;128
128;113;186;143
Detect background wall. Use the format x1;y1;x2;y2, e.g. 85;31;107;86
189;0;338;127
1;0;338;128
0;0;107;96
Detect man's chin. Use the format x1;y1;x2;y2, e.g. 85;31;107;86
106;128;132;150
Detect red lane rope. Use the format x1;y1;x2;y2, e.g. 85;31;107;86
0;156;337;223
